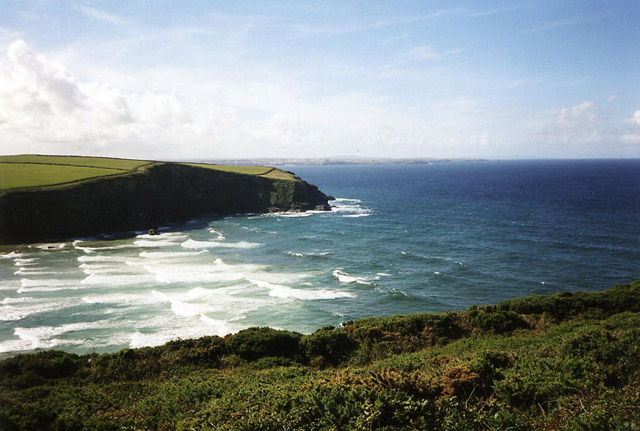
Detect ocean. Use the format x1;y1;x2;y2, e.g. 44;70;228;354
0;159;638;358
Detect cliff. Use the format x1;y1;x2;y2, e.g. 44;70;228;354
0;161;330;244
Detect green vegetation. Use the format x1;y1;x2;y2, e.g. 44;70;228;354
0;154;297;192
186;163;298;181
0;154;149;171
0;155;328;244
0;163;126;190
1;281;639;430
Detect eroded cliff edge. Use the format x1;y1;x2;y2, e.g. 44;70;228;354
0;162;330;244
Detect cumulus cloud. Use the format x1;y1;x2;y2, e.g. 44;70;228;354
555;101;602;145
545;100;640;155
619;110;640;145
0;40;250;157
558;101;596;126
0;39;496;159
0;39;569;160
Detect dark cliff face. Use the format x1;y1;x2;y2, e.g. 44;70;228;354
0;163;330;244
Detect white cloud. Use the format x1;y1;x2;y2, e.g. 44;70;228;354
553;101;603;147
7;38;630;160
76;6;132;27
620;134;640;144
619;110;640;145
558;101;596;126
0;39;503;159
410;46;440;61
0;40;233;157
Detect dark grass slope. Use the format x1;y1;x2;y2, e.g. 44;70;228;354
1;281;639;430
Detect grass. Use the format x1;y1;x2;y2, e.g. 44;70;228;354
0;281;638;430
0;155;297;192
0;163;126;191
185;163;298;180
0;154;149;171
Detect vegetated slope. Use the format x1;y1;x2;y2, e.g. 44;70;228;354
0;155;299;191
0;281;638;430
0;155;328;244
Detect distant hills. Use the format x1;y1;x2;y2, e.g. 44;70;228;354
189;157;486;166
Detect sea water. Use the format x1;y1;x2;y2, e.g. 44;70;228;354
0;159;638;357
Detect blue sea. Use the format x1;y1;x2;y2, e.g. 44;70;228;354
1;160;638;357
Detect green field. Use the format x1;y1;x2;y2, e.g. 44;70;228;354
0;155;296;192
186;163;298;180
0;164;126;190
0;154;149;171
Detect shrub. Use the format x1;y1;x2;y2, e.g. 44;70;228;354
497;281;640;320
301;327;357;367
473;310;529;334
225;327;303;362
468;350;513;394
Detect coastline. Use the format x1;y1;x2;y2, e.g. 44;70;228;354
0;157;331;245
1;280;638;429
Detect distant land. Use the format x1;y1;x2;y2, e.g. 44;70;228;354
186;157;486;166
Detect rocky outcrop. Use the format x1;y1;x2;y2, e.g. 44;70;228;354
0;163;330;244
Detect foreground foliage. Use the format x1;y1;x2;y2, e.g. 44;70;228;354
1;281;639;430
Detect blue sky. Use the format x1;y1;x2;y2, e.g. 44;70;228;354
0;0;639;159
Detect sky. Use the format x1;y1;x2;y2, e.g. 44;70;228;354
0;0;639;160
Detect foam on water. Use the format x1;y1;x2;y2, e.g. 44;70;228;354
332;269;378;285
0;251;23;259
286;251;330;258
249;279;355;300
139;250;209;259
330;197;372;217
208;228;226;240
342;213;371;218
127;312;241;348
199;315;235;336
136;232;187;240
80;263;135;275
181;239;261;249
78;255;127;263
0;300;76;321
144;261;265;284
1;297;32;304
74;243;136;253
81;272;154;286
13;268;59;276
133;239;178;248
32;243;67;251
152;290;215;317
276;212;313;218
19;278;73;288
12;321;109;350
14;258;37;266
81;292;158;306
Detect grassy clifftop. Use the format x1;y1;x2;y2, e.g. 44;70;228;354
0;281;638;430
0;154;298;193
0;155;328;244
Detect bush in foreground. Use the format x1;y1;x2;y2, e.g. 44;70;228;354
0;280;639;430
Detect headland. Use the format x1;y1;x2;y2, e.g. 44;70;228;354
0;154;331;244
